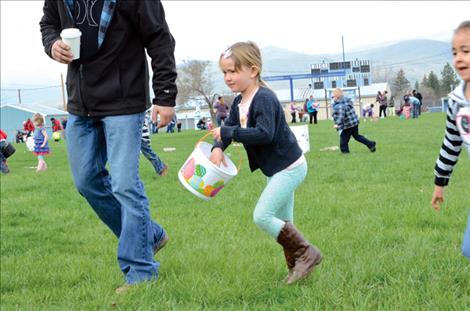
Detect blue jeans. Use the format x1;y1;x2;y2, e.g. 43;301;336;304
216;116;226;127
462;212;470;260
253;161;307;239
66;113;165;284
412;104;420;118
141;138;165;174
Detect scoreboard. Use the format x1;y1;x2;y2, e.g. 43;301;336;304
311;59;371;89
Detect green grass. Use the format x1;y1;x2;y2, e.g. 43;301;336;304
1;113;469;310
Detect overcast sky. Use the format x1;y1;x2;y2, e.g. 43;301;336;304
1;1;469;86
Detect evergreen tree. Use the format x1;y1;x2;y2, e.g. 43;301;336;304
427;71;440;95
440;62;459;94
414;80;419;91
391;69;410;96
421;74;428;88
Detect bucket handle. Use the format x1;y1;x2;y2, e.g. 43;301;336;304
196;131;243;173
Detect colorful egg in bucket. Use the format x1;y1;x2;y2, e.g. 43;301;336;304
178;141;238;200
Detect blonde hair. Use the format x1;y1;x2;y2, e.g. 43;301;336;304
220;41;269;88
332;88;344;98
32;113;44;126
455;20;470;33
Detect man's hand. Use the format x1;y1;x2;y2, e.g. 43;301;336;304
152;105;175;128
51;40;74;64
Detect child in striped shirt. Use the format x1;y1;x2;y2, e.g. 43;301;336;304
141;113;168;176
431;20;470;259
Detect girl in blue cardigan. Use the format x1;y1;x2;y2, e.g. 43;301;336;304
210;41;322;284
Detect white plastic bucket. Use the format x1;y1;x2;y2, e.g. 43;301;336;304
25;136;34;152
178;141;238;200
290;124;310;153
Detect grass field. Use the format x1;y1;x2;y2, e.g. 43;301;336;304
1;113;469;310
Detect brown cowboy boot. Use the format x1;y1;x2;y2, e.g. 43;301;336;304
282;247;295;283
281;221;295;282
277;222;322;285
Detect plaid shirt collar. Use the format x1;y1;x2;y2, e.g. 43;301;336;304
64;0;117;48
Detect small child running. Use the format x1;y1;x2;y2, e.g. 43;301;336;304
141;113;168;176
331;88;376;154
32;113;50;172
210;41;322;285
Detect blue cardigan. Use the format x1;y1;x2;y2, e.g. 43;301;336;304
214;87;302;177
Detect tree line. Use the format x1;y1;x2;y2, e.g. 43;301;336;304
385;63;459;106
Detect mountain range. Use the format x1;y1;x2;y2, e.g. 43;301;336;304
1;39;452;108
211;39;452;92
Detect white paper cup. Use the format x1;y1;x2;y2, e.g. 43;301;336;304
60;28;82;60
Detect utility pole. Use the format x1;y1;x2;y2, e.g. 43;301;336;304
342;36;345;63
17;89;21;104
60;73;67;111
324;88;329;119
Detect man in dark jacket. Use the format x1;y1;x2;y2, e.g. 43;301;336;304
412;89;423;115
40;0;177;293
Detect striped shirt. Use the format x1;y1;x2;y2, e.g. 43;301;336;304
142;116;151;143
434;81;468;186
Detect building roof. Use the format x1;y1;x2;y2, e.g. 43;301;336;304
1;103;68;116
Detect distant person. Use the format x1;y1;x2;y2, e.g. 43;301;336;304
1;129;10;174
23;118;35;136
406;95;421;119
431;20;470;260
166;115;176;133
176;120;182;132
61;117;68;139
361;103;373;121
401;96;412;120
332;88;376;154
141;116;168;176
377;91;387;118
197;117;207;130
412;89;423;115
50;117;63;141
307;95;319;124
297;104;305;122
388;95;395;116
214;96;229;126
210;41;322;285
50;117;62;132
289;102;297;123
32;113;50;172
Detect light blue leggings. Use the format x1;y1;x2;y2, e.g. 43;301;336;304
253;161;307;239
462;212;470;260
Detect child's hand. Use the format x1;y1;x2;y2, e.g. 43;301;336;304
333;124;339;129
209;147;227;167
431;185;444;212
211;127;222;142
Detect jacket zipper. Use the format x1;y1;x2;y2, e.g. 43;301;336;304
78;64;91;116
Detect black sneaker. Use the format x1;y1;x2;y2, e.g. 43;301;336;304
369;142;376;152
